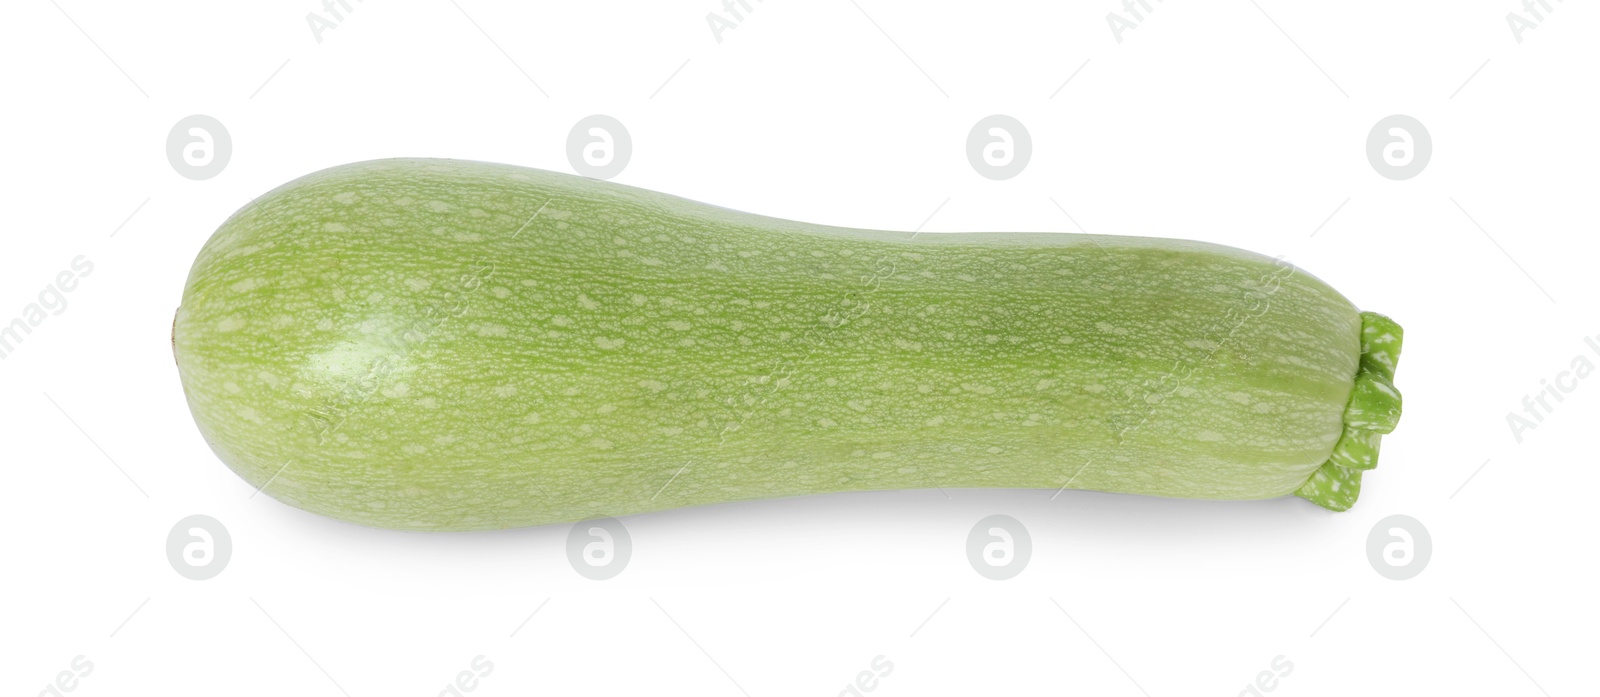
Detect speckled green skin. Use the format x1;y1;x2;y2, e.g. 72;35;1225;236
174;158;1401;530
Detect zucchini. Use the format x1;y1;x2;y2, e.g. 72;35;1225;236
174;158;1403;530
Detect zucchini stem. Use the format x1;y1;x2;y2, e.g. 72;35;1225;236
1295;312;1404;511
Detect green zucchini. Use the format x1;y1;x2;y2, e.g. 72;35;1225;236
174;158;1403;531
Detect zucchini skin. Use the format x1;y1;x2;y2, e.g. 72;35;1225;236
174;158;1401;530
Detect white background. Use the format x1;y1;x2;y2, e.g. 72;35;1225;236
2;1;1595;695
